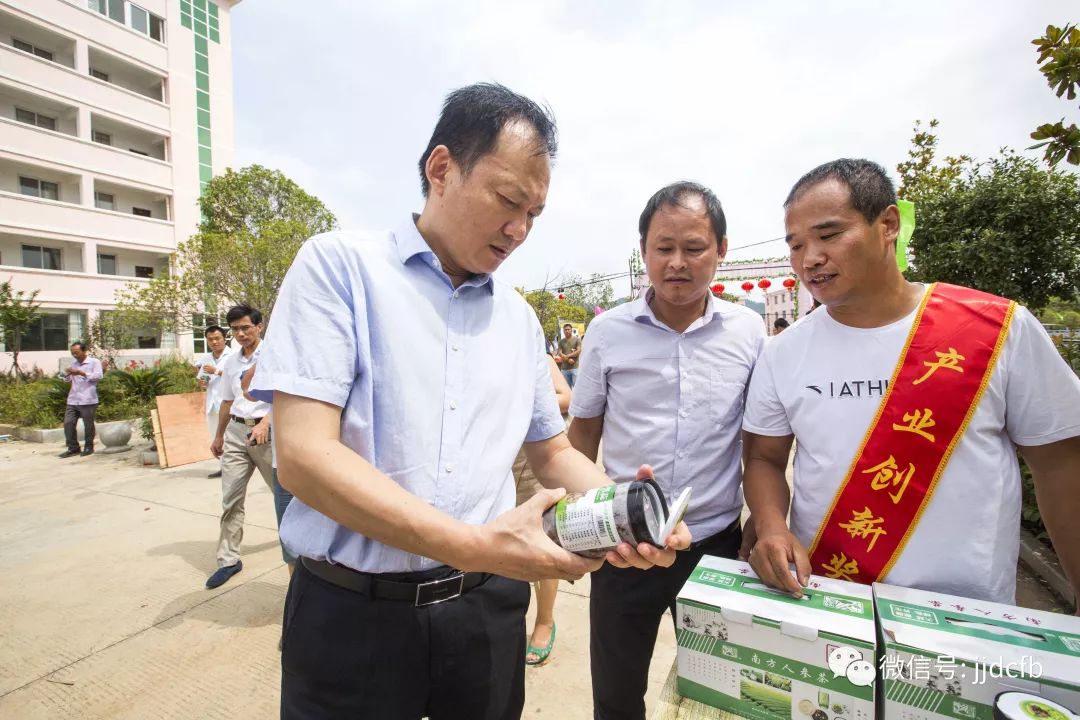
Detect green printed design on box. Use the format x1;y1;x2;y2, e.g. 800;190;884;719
881;601;1080;658
885;680;992;720
594;485;616;503
678;677;791;720
676;627;873;700
687;567;874;620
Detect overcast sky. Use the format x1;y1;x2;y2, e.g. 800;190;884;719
231;0;1077;294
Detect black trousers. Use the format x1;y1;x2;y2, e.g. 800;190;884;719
281;559;530;720
590;520;742;720
63;403;97;452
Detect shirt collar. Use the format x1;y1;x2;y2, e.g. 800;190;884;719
394;214;495;294
631;287;724;332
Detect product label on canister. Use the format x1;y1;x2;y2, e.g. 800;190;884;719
554;486;620;552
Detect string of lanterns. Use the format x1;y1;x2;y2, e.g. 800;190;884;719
712;277;798;296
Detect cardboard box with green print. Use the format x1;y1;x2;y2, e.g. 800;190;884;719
675;556;876;720
874;583;1080;720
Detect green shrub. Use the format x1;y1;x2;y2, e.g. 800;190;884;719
0;355;201;428
0;377;63;427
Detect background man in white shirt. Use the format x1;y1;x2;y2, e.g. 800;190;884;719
195;324;233;478
568;182;765;720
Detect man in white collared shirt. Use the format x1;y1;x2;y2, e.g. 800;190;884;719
206;304;273;589
249;83;690;720
569;182;765;720
195;324;233;478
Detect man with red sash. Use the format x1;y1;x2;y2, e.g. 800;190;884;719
742;158;1080;606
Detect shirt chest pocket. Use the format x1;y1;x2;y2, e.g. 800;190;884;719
710;367;749;425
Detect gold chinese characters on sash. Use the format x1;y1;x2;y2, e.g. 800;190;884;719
808;283;1015;584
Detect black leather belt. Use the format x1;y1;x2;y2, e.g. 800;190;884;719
301;557;490;607
230;415;264;426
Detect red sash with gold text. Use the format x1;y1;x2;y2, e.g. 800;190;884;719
807;283;1015;584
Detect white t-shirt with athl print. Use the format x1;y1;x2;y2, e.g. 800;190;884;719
743;289;1080;603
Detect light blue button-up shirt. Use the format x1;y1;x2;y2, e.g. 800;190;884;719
570;290;766;541
250;217;563;573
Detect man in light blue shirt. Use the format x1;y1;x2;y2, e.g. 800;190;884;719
568;182;765;720
251;83;690;720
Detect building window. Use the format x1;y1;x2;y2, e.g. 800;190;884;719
94;192;115;210
14;107;57;131
93;130;112;145
13;38;54;62
19;176;59;201
20;312;73;352
137;335;159;349
97;253;117;275
132;207;152;218
89;0;165;43
134;265;154;278
90;68;109;82
21;244;61;271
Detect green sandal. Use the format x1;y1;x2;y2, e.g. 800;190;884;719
525;622;556;666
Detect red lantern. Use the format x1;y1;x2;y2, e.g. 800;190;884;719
741;281;754;293
758;278;772;290
711;282;724;295
783;278;797;289
558;293;565;300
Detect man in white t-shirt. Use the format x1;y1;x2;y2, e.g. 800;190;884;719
569;182;765;720
194;324;233;478
742;158;1080;606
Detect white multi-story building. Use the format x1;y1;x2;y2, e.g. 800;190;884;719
0;0;238;372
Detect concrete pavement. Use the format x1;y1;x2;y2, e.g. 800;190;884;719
0;438;1065;719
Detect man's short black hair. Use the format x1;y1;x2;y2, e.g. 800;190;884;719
638;181;726;250
774;317;790;329
225;304;262;326
563;323;572;329
204;325;226;338
418;82;558;197
784;158;897;224
70;341;87;351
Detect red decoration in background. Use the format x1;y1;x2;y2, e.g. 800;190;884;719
741;281;754;293
783;278;797;289
558;293;565;300
711;283;725;295
757;278;772;290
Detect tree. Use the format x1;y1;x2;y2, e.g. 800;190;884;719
897;122;1080;310
561;272;615;316
1029;24;1080;167
115;165;336;334
88;310;135;370
522;290;588;342
896;119;970;202
0;280;42;379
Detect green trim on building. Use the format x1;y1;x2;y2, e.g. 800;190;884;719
179;0;219;198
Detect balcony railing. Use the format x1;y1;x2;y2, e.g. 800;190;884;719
0;117;171;190
0;191;175;249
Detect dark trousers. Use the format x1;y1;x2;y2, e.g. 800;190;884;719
590;520;742;720
281;559;530;720
63;404;97;452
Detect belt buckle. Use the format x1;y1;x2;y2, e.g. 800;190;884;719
415;574;465;607
244;417;257;427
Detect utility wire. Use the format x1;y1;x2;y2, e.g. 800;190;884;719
525;235;788;294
